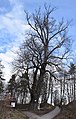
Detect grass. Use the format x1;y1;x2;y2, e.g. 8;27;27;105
0;106;28;119
53;101;76;119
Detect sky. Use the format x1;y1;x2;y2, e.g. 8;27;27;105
0;0;76;81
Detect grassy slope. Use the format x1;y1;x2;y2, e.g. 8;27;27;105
0;107;28;119
53;101;76;119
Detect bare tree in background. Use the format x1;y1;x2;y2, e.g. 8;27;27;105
69;63;76;101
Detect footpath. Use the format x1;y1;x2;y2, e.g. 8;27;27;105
23;106;61;119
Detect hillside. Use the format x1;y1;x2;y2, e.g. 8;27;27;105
53;101;76;119
0;106;28;119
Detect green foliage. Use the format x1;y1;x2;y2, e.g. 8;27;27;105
0;61;4;95
7;74;16;97
0;81;4;94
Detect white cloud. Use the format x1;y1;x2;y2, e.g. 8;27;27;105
0;53;13;62
0;0;29;81
0;46;19;81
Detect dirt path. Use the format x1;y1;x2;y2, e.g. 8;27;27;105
23;106;61;119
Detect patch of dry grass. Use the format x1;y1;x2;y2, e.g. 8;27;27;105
53;101;76;119
0;106;28;119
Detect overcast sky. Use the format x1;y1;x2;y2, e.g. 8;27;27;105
0;0;76;81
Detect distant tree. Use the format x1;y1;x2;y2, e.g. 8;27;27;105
0;61;5;80
54;90;59;106
16;72;29;104
59;70;67;105
13;5;72;109
0;61;5;98
69;63;76;101
0;81;4;95
7;74;16;97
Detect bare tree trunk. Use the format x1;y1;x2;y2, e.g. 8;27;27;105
60;80;63;105
67;83;70;103
50;82;53;104
74;75;75;100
